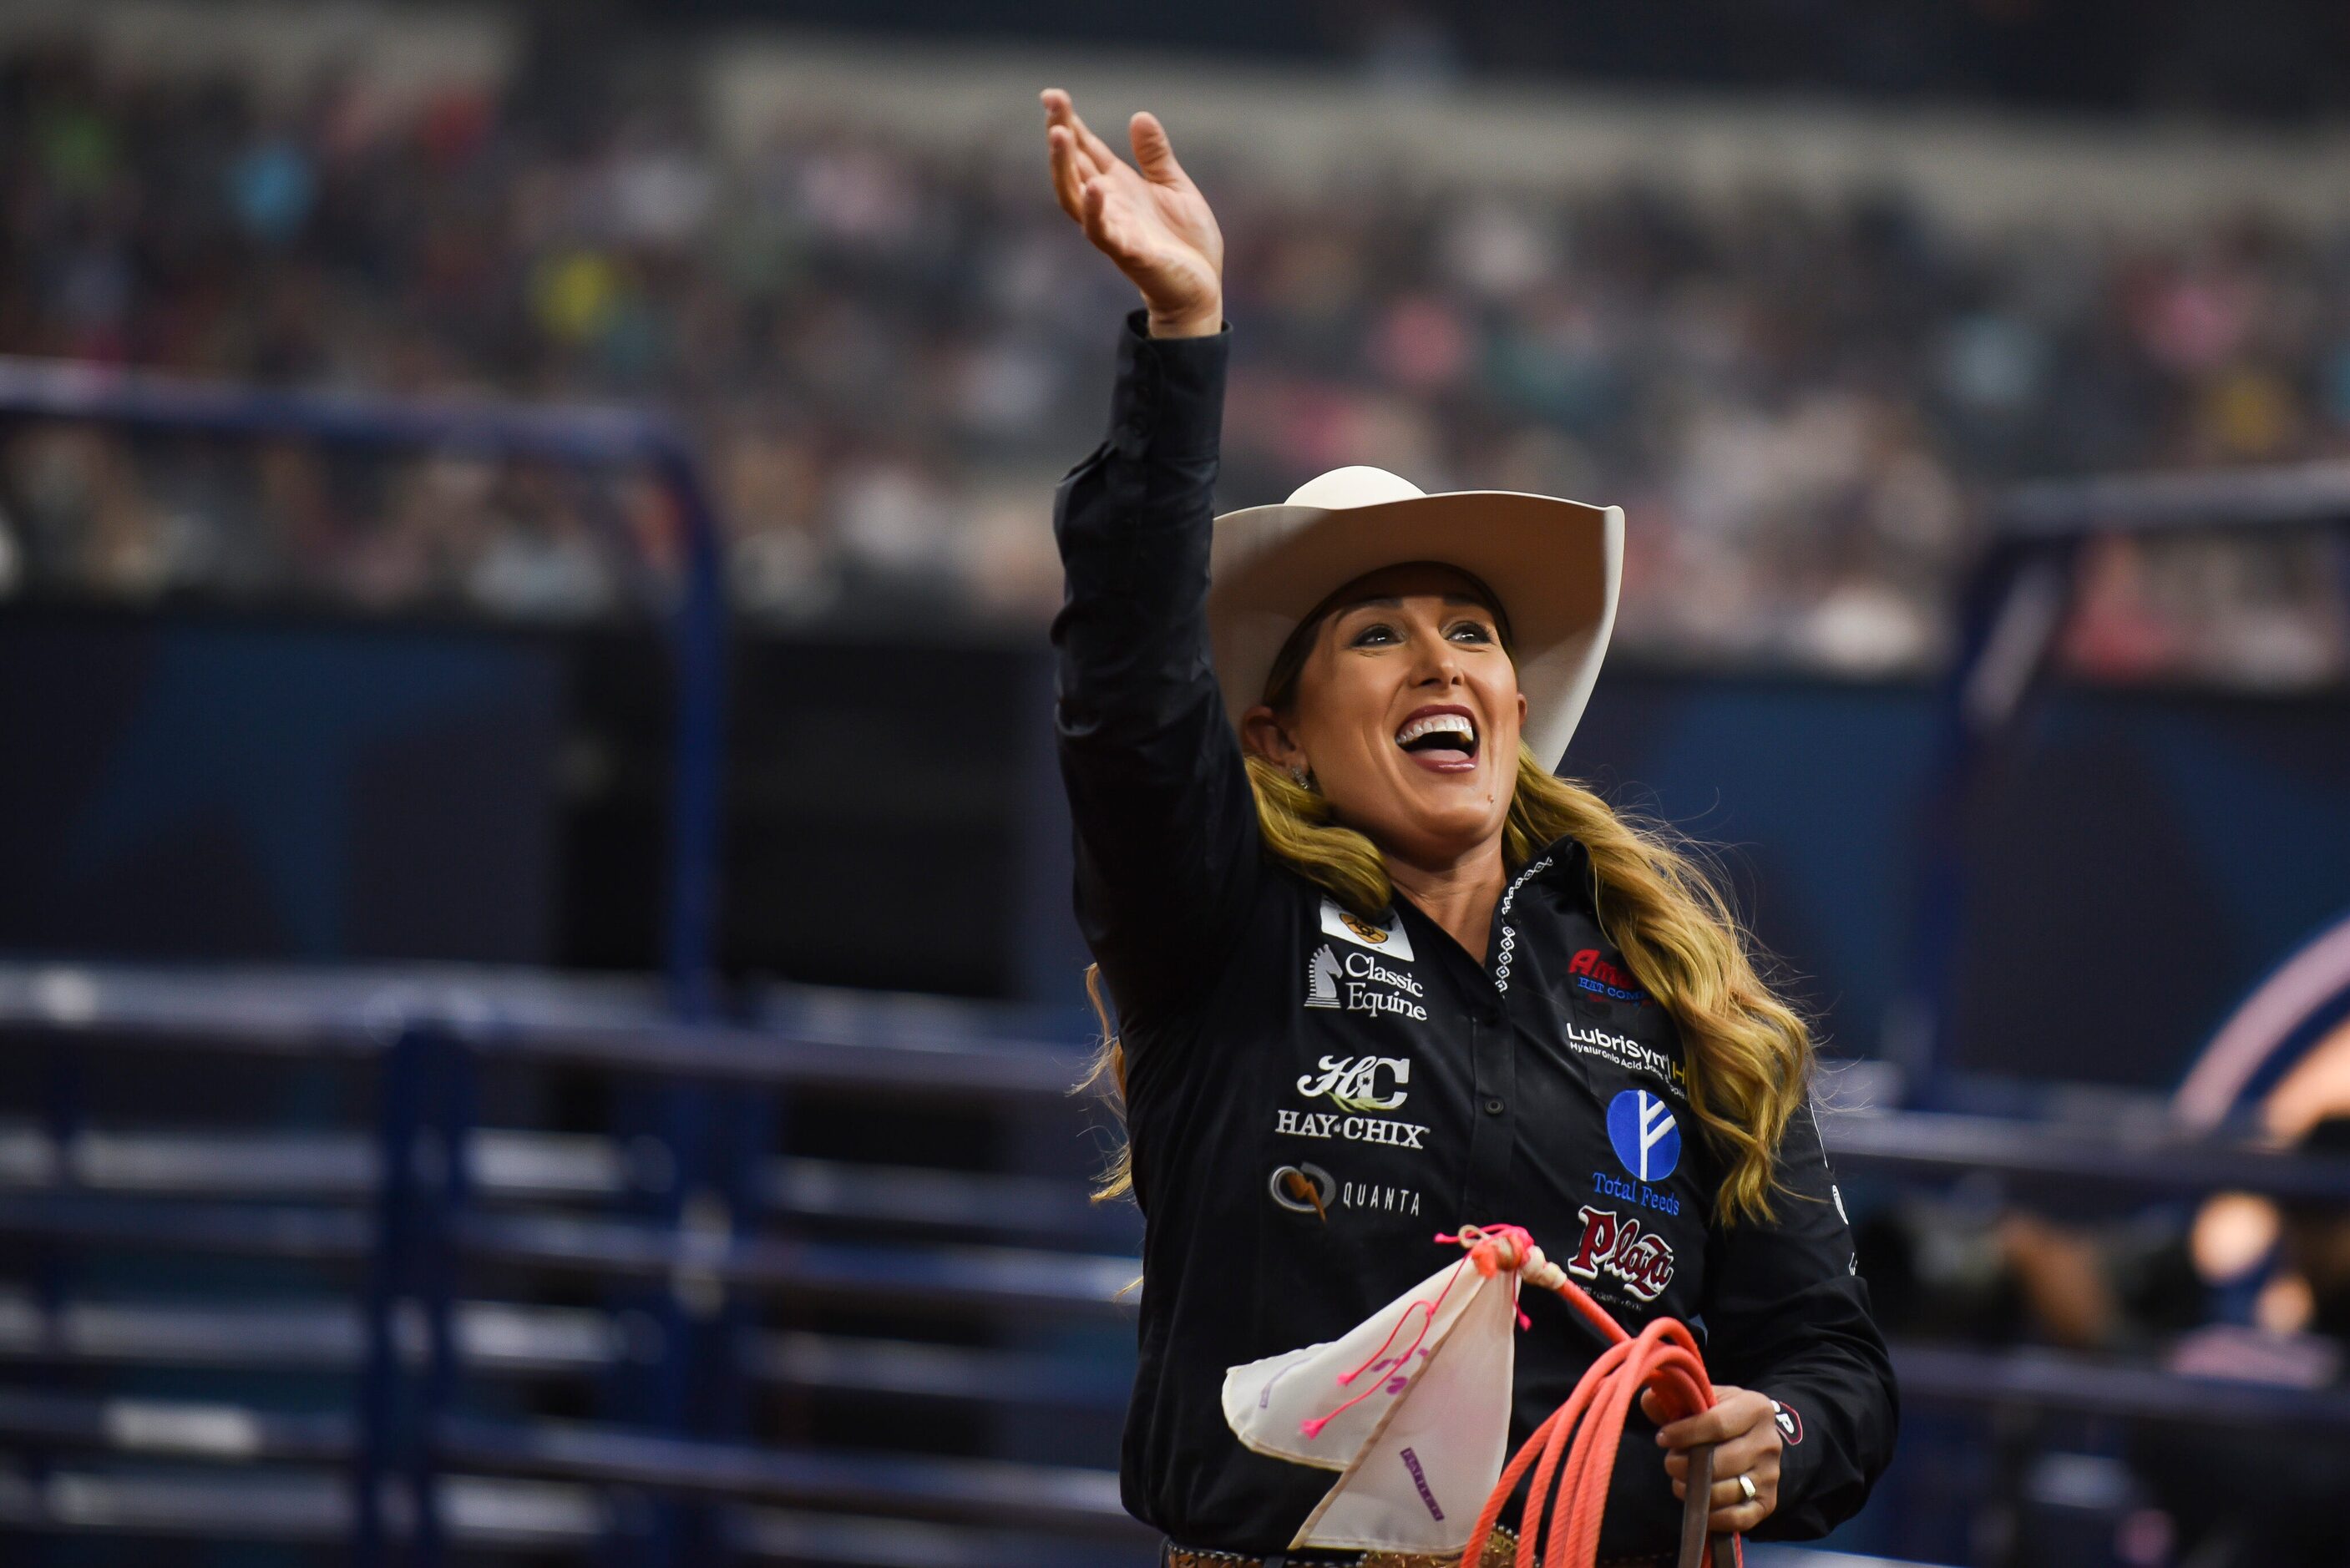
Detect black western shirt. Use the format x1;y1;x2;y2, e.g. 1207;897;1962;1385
1052;312;1897;1555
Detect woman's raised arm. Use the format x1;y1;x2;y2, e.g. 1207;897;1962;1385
1041;92;1256;1035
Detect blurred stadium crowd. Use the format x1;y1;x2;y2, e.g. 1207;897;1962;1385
1;38;2347;682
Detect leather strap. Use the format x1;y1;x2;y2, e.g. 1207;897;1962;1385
1162;1527;1681;1568
1164;1526;1552;1568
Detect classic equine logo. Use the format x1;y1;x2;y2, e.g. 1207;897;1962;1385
1606;1089;1681;1181
1302;944;1429;1020
1566;1203;1677;1302
1297;1054;1411;1111
1305;945;1343;1009
1319;898;1416;960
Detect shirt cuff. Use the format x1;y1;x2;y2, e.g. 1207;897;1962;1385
1760;1390;1814;1496
1107;307;1229;465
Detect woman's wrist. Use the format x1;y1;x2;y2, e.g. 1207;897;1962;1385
1147;302;1223;338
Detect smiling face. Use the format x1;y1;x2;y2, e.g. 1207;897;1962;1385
1241;562;1527;871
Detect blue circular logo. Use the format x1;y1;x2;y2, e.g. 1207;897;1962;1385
1607;1090;1681;1182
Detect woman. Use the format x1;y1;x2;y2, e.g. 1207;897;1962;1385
1041;89;1897;1565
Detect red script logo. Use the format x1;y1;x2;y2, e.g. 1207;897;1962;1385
1565;1204;1677;1302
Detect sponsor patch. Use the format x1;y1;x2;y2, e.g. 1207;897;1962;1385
1303;945;1428;1019
1269;1162;1334;1217
1593;1168;1680;1216
1340;1178;1422;1216
1607;1089;1682;1182
1296;1054;1411;1111
1568;948;1652;1004
1274;1107;1430;1150
1304;945;1343;1009
1565;1022;1687;1101
1771;1399;1804;1446
1320;898;1416;961
1565;1203;1677;1302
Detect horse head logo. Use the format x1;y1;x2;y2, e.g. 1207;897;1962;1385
1305;944;1343;1009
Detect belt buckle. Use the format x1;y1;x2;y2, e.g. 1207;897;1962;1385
1355;1523;1517;1568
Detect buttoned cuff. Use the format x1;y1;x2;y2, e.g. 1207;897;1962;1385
1760;1389;1813;1498
1106;308;1229;464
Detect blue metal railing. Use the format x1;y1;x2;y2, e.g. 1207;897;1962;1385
0;356;734;1562
4;963;2350;1565
1907;461;2350;1103
0;357;729;1017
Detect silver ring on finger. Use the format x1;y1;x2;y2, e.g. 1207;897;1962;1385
1736;1473;1758;1505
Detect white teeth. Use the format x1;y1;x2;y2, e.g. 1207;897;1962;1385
1395;714;1477;747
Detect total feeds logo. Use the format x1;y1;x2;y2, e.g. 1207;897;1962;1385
1606;1089;1681;1182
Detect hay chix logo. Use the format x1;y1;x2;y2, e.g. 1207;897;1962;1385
1296;1055;1411;1112
1606;1089;1681;1181
1566;1204;1677;1302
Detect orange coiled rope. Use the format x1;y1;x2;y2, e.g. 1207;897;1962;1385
1441;1225;1742;1568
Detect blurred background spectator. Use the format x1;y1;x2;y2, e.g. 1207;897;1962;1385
0;7;2345;685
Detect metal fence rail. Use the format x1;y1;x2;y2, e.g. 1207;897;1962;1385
5;962;2349;1565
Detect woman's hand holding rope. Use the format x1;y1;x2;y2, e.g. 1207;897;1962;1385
1643;1383;1781;1535
1041;89;1224;338
1466;1225;1782;1545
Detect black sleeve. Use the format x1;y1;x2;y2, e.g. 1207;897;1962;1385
1051;310;1261;1032
1700;1100;1900;1540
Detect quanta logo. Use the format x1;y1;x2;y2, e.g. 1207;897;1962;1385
1269;1161;1334;1218
1607;1089;1681;1181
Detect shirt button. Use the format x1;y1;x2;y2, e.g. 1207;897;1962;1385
1483;1098;1506;1115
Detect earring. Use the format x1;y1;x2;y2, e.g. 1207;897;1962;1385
1289;764;1314;791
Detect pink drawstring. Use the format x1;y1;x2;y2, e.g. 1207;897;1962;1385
1437;1225;1542;1328
1298;1251;1478;1439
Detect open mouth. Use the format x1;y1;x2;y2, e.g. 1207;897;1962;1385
1395;708;1479;771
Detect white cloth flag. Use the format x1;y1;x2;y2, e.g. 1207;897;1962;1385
1220;1255;1519;1553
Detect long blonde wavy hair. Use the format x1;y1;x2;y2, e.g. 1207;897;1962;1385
1081;607;1815;1227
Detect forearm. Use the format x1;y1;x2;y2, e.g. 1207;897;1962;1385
1051;309;1228;713
1052;309;1255;1019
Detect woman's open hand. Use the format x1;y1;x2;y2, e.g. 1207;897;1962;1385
1041;89;1223;338
1643;1382;1782;1535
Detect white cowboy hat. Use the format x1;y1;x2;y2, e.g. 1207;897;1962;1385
1208;466;1623;768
